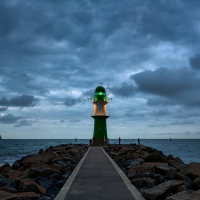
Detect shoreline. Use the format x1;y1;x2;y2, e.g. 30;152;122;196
0;144;200;199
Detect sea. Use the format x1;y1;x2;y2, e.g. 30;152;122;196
0;139;199;167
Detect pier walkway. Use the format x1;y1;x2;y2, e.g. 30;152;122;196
55;147;145;200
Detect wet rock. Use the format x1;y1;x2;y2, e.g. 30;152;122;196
55;180;65;188
50;173;61;183
121;159;140;167
165;171;190;181
186;180;198;190
141;180;184;200
154;165;170;176
183;162;200;179
6;170;22;180
130;164;152;174
154;174;164;184
127;169;136;179
116;147;132;155
165;189;200;200
0;190;40;200
30;167;54;178
18;179;46;195
55;160;67;168
36;177;53;190
131;177;154;188
168;160;186;171
144;152;167;163
62;173;70;180
194;177;200;189
11;161;21;170
46;185;60;199
0;163;11;175
0;177;16;189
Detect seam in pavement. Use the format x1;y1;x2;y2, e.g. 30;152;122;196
102;148;146;200
54;147;90;200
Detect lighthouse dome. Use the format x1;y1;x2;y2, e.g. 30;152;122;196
94;86;106;101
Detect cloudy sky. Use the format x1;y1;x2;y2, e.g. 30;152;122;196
1;0;200;139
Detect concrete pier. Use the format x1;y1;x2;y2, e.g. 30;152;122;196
55;147;145;200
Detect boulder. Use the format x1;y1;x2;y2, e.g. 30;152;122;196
11;161;21;170
18;179;46;195
35;177;53;190
194;177;200;189
29;167;54;178
183;162;200;180
165;189;200;200
121;159;140;167
0;177;16;189
118;147;131;153
6;170;22;180
55;180;65;188
131;177;154;188
46;185;60;198
0;187;17;193
154;165;170;176
141;180;184;200
0;189;40;199
168;160;186;171
127;169;136;179
0;163;11;175
166;171;190;181
130;164;152;173
154;174;164;184
144;152;167;163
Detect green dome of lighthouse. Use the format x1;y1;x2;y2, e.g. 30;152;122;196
94;86;106;101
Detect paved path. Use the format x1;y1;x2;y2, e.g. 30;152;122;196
64;147;136;200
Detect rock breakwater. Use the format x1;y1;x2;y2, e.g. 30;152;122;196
0;144;88;200
104;144;200;200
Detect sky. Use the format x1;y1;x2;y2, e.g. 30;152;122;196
1;0;200;139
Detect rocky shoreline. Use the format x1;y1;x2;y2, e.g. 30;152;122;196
0;144;88;200
104;144;200;200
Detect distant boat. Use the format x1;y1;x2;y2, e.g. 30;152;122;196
170;137;172;141
0;135;2;139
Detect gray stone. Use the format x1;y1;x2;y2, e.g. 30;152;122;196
0;177;16;189
165;189;200;200
131;177;154;188
154;165;170;176
141;180;184;200
194;177;200;189
36;177;53;190
46;185;60;198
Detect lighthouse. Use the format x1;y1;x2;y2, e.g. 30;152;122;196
90;86;111;146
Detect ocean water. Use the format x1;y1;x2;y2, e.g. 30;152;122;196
0;139;199;167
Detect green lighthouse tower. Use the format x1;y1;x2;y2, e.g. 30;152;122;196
90;86;111;146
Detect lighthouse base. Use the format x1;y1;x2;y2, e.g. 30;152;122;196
92;138;109;146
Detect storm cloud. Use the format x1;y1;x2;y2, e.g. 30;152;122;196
0;95;39;107
0;114;24;124
1;0;200;138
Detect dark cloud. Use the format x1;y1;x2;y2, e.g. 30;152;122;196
131;67;200;107
108;82;137;97
169;120;195;125
0;114;24;124
14;120;32;127
0;95;39;107
189;53;200;70
70;119;81;122
64;98;81;106
151;109;171;116
0;107;8;112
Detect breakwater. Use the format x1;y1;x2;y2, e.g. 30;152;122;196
0;144;88;199
104;144;200;200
